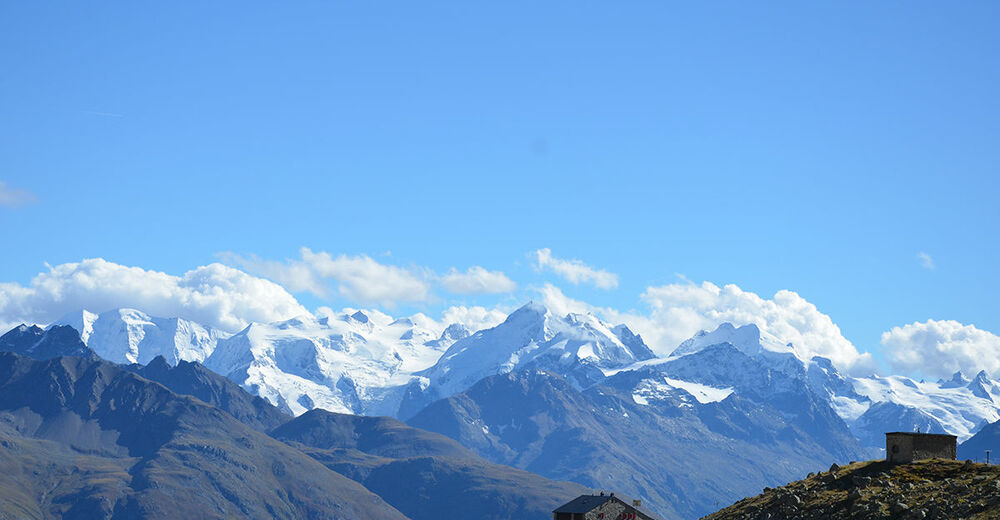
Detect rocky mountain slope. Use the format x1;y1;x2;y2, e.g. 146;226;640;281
272;409;589;520
0;324;97;360
0;351;407;519
46;307;1000;453
658;322;1000;450
702;459;1000;520
399;302;655;418
408;368;867;520
0;325;592;520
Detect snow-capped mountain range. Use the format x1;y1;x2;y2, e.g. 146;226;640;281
45;303;1000;447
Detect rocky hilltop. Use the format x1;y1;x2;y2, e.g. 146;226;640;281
702;459;1000;520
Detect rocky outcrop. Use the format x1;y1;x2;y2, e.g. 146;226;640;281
702;459;1000;520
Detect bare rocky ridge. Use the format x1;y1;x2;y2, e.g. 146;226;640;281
702;459;1000;520
0;324;592;520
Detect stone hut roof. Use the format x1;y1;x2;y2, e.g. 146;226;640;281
554;495;614;513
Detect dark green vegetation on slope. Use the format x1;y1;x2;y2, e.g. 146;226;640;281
702;459;1000;520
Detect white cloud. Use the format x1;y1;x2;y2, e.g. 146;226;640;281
224;248;519;304
0;259;308;333
223;248;431;307
0;182;36;208
882;319;1000;379
533;248;618;289
440;267;517;294
300;248;431;305
439;305;510;332
917;252;935;270
538;281;876;375
639;281;876;374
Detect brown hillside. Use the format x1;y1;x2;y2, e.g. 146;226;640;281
702;459;1000;520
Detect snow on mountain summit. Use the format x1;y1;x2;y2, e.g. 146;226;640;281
671;322;794;359
52;308;229;365
204;307;471;416
418;302;658;401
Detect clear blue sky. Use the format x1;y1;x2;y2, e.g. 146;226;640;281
1;2;997;363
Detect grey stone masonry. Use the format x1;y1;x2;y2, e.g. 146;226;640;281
886;432;957;463
553;494;656;520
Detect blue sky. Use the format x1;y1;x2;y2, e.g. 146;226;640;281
1;2;998;375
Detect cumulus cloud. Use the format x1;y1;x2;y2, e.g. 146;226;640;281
534;248;618;289
538;281;875;375
223;248;518;304
440;267;517;294
439;305;510;332
0;182;36;208
300;248;431;305
917;252;935;270
222;248;431;306
0;259;308;333
640;281;876;374
882;319;1000;379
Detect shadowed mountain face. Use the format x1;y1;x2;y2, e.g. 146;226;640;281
0;325;591;520
0;352;408;520
272;409;589;520
408;369;867;520
959;419;1000;461
0;324;97;360
124;355;289;433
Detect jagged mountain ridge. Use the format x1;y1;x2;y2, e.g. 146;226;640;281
53;308;229;365
408;367;867;520
38;304;1000;448
660;322;1000;449
0;351;408;519
399;302;656;418
0;326;593;520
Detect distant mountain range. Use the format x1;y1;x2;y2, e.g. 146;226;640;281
0;324;587;520
4;302;1000;518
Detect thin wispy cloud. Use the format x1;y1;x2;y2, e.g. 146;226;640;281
440;267;517;294
0;182;37;208
78;110;125;118
917;252;935;270
220;248;518;306
533;248;619;289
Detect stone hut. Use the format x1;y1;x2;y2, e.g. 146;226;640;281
553;493;655;520
885;432;957;463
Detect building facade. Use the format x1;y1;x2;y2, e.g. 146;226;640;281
885;432;957;463
553;494;655;520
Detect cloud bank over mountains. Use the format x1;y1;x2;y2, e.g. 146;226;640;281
883;319;1000;378
220;247;516;305
0;251;994;379
0;258;307;332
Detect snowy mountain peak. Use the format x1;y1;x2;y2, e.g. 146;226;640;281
941;371;971;388
670;322;803;366
672;322;761;357
420;303;656;401
53;308;229;365
51;309;100;342
439;323;471;343
350;310;370;324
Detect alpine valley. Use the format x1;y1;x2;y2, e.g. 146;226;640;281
6;302;1000;519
